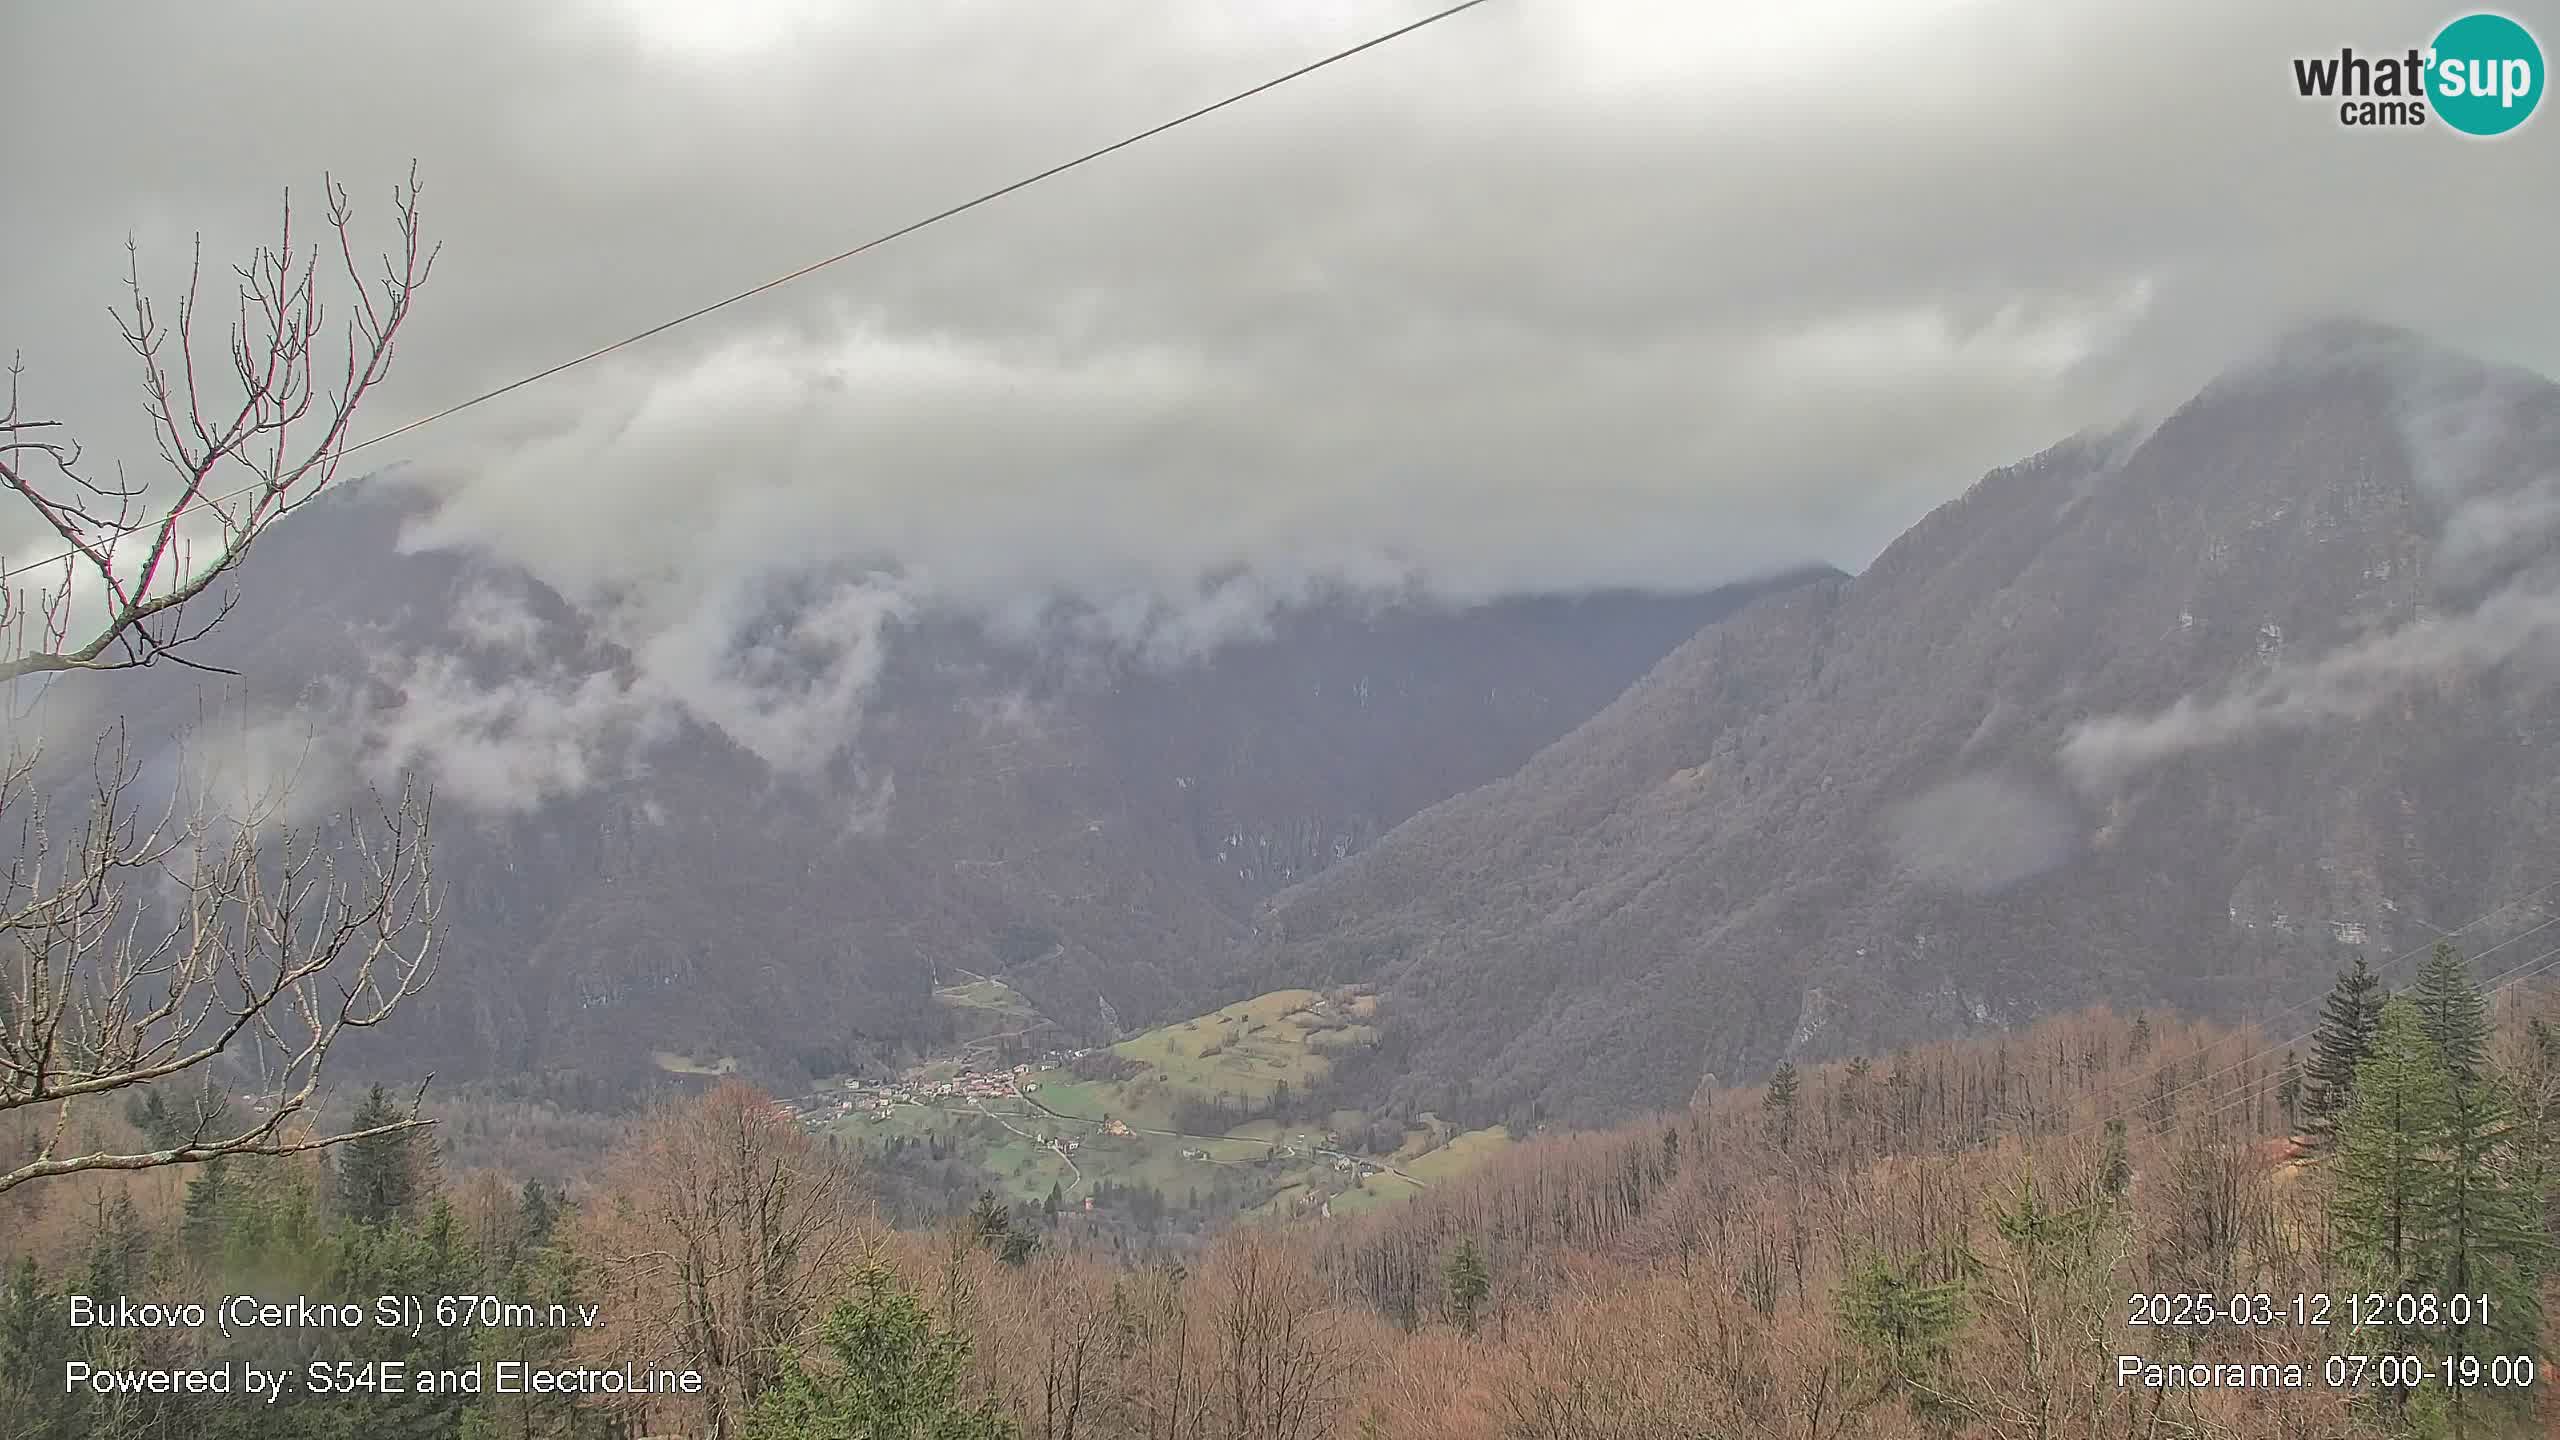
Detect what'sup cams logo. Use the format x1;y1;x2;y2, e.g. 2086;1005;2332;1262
2292;11;2544;135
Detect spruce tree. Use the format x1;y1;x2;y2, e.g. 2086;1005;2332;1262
2331;997;2547;1430
0;1257;74;1440
180;1160;229;1264
336;1083;420;1226
1834;1251;1963;1411
2303;955;2385;1146
2332;1000;2451;1293
83;1192;152;1296
2410;941;2490;1085
1444;1237;1489;1336
968;1189;1036;1266
126;1088;177;1147
1764;1060;1801;1152
969;1189;1011;1249
745;1264;1019;1440
517;1178;557;1247
2434;1068;2547;1418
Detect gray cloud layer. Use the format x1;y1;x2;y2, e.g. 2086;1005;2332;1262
6;0;2558;800
11;0;2555;593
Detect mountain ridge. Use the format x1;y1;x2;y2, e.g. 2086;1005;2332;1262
1238;322;2560;1127
26;483;1826;1094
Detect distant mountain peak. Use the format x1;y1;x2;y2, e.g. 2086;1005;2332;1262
1245;323;2560;1128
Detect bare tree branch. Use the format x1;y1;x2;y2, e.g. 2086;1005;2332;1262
0;168;440;1194
0;741;438;1196
0;163;437;683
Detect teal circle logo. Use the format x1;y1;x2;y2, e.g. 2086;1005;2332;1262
2429;13;2544;135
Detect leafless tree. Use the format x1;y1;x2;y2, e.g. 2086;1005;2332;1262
573;1081;878;1440
0;168;439;1195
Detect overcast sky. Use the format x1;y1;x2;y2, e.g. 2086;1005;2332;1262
6;0;2556;652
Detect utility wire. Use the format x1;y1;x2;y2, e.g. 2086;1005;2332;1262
2027;876;2560;1138
2176;935;2560;1133
0;0;1501;586
2027;895;2560;1148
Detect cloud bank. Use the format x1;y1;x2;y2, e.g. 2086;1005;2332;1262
6;0;2558;809
5;0;2553;641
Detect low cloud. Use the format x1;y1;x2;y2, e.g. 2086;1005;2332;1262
2060;576;2560;793
342;559;907;814
10;0;2556;821
361;656;644;816
10;0;2556;685
1883;771;2079;894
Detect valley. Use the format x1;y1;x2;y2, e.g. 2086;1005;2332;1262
11;5;2560;1432
786;983;1511;1225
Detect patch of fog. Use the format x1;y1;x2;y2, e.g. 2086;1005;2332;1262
2060;570;2560;793
1882;770;2080;895
2436;476;2560;585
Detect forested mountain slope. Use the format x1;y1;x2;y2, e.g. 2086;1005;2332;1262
30;485;1817;1091
1246;322;2560;1126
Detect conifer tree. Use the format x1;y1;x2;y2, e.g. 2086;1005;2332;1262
2411;941;2490;1085
1444;1237;1489;1336
968;1188;1036;1265
2433;1067;2547;1426
83;1192;152;1296
125;1088;177;1148
2333;1001;2450;1298
180;1159;230;1263
745;1264;1018;1440
1834;1252;1963;1413
2303;956;2385;1146
1764;1060;1801;1152
336;1083;421;1226
0;1257;74;1440
2331;996;2547;1429
517;1178;557;1247
969;1188;1010;1246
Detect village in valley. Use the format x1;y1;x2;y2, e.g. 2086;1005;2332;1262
768;983;1508;1226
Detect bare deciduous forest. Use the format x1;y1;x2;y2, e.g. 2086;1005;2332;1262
7;984;2555;1438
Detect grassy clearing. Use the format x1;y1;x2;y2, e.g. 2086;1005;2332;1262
1328;1170;1421;1215
1405;1126;1513;1183
1110;988;1343;1102
934;978;1037;1015
651;1051;739;1076
1024;1078;1109;1121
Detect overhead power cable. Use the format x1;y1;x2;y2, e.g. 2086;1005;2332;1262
2031;876;2560;1138
2007;885;2560;1149
0;0;1500;586
2177;934;2560;1133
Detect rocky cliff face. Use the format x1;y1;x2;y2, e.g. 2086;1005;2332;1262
1244;322;2560;1128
